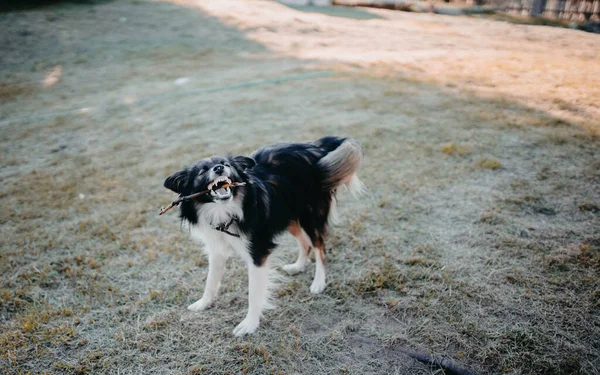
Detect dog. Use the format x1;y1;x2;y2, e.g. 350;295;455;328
163;136;365;335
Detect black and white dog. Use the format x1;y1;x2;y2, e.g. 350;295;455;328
163;136;364;335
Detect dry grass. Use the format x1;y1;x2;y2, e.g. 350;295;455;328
0;83;31;101
354;259;404;294
441;143;473;157
475;158;503;170
1;1;599;374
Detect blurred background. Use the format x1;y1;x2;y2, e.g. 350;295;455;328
1;1;598;374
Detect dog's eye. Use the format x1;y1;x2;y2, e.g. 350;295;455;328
198;167;207;176
224;163;230;167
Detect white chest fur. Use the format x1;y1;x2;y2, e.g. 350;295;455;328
188;200;250;263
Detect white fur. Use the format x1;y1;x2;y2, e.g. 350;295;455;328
195;194;244;230
188;196;276;336
310;250;326;294
347;173;367;198
328;196;340;225
317;139;363;192
233;260;270;336
281;226;326;294
282;227;312;275
187;250;228;311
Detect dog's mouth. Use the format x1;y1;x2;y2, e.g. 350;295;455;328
207;176;233;200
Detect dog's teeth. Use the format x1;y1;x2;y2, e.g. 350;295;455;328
208;176;233;198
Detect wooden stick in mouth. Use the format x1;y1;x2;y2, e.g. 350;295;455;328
159;182;246;216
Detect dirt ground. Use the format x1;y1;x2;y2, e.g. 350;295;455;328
1;0;599;374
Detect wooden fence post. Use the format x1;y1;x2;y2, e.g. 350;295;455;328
531;0;548;15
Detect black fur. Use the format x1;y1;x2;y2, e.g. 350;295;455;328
164;137;351;266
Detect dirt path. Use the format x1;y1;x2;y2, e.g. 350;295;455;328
1;1;599;374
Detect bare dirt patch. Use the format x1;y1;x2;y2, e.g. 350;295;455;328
1;1;599;374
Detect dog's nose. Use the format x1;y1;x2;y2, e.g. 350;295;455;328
213;165;225;174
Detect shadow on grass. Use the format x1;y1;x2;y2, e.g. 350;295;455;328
0;0;112;13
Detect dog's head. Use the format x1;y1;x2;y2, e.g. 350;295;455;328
164;155;255;203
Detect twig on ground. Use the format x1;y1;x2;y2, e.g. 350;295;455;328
397;348;474;375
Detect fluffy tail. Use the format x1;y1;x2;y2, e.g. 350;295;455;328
316;137;366;197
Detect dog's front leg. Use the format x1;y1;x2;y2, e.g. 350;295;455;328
188;251;228;312
233;261;269;336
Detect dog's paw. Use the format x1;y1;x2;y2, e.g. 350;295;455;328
233;316;260;336
282;263;305;275
187;298;213;312
310;280;326;294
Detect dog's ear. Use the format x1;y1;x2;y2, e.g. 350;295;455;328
231;156;256;171
164;169;189;194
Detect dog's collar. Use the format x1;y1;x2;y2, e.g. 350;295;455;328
212;217;240;238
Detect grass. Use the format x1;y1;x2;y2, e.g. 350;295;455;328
1;1;600;374
441;142;473;157
354;259;404;294
475;158;503;170
0;83;31;100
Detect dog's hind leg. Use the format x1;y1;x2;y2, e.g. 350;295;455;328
283;222;312;275
310;238;327;294
233;261;270;336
